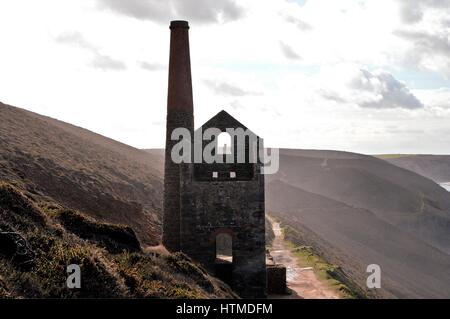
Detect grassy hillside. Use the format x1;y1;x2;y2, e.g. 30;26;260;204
0;181;235;298
265;149;450;298
267;149;450;254
379;155;450;184
283;226;363;299
146;147;450;298
0;102;163;246
375;154;416;159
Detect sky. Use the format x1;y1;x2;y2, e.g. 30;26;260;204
0;0;449;154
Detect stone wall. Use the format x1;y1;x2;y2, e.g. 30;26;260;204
267;265;287;295
179;111;266;298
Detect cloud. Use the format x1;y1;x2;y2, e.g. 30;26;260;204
317;89;347;104
319;67;424;110
352;70;424;109
395;30;450;56
393;0;450;77
397;2;424;24
97;0;169;21
55;31;126;71
91;54;126;71
395;0;450;75
55;32;95;50
396;0;450;24
394;29;450;75
203;80;261;97
96;0;244;24
230;100;243;110
414;88;450;110
279;41;301;60
139;61;166;71
385;127;424;134
285;15;312;31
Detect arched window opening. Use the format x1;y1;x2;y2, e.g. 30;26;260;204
217;132;232;154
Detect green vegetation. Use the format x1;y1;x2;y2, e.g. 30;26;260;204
374;154;416;159
112;252;230;298
282;225;362;299
287;242;357;299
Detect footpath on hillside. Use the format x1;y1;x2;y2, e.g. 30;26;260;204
267;216;340;299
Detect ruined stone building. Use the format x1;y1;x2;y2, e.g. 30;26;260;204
162;20;266;298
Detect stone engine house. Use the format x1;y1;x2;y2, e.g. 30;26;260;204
180;111;266;298
162;20;267;298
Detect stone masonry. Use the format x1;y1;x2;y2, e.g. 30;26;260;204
162;21;267;298
162;20;194;252
179;111;267;298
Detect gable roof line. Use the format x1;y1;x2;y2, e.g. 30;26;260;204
195;109;261;138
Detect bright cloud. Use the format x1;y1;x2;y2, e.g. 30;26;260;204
318;65;424;109
96;0;244;24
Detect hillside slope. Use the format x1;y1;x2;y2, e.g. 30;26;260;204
267;149;450;254
145;147;450;297
3;101;450;298
0;181;235;298
265;149;450;298
379;155;450;184
0;102;163;245
267;180;450;298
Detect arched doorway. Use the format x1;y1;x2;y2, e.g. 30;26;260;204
214;232;233;285
216;232;233;261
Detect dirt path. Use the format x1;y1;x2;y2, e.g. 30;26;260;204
267;216;340;299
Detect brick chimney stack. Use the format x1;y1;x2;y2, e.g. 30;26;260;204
162;20;194;251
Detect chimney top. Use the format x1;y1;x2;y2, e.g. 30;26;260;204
170;20;189;29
